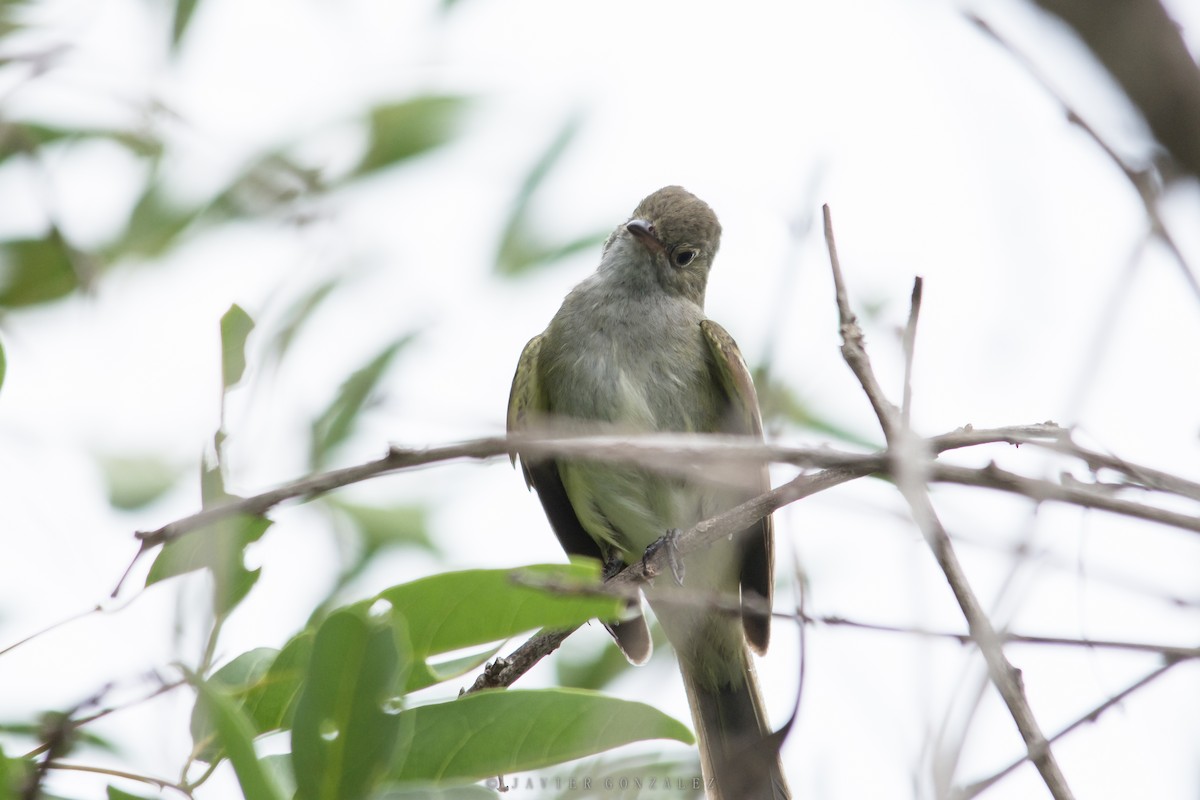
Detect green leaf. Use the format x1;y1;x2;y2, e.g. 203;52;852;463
353;96;468;178
145;513;271;616
190;672;286;800
420;644;503;690
371;563;623;692
310;335;414;467
292;607;411;800
391;689;693;783
221;303;256;390
98;453;181;510
380;564;620;656
191;648;280;760
193;632;316;763
494;114;606;277
243;631;313;733
171;0;199;49
107;786;159;800
259;754;297;800
0;234;79;308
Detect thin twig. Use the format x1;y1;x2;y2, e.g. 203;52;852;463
932;462;1200;535
47;762;193;798
901;276;923;425
823;204;1076;800
968;13;1200;303
463;628;578;693
953;658;1185;799
0;605;101;658
803;613;1200;660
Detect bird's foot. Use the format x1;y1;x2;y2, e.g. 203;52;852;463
601;554;627;582
642;528;685;586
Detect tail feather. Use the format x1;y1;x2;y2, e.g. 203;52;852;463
681;656;790;800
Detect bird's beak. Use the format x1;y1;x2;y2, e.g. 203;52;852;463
626;219;666;256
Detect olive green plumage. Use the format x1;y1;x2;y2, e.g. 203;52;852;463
508;186;788;799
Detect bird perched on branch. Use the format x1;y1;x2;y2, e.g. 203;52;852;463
508;186;789;799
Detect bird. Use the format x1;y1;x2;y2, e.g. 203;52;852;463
507;186;789;799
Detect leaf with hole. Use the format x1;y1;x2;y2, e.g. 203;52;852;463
145;513;271;617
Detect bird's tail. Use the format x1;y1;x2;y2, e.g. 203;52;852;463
680;652;790;799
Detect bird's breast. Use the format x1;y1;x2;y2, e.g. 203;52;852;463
544;299;717;433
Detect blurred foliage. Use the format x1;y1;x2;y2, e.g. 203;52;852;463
263;275;343;366
354;96;468;178
312;500;438;616
0;233;82;308
146;510;271;617
97;453;182;510
0;745;32;800
494;114;608;277
190;669;287;800
170;0;199;50
220;304;255;390
753;364;881;449
0;720;114;754
310;335;415;468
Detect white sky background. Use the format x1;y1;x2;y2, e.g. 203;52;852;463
1;0;1199;798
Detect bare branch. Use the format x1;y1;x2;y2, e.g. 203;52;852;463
463;627;578;694
823;204;1076;800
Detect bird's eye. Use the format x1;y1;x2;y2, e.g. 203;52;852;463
673;248;697;267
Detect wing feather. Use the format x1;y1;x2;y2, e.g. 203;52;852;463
701;320;774;654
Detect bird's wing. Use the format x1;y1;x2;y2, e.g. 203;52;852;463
700;319;774;654
507;334;545;484
507;333;652;664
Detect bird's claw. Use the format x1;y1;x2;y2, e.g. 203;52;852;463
601;554;626;582
643;528;685;586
